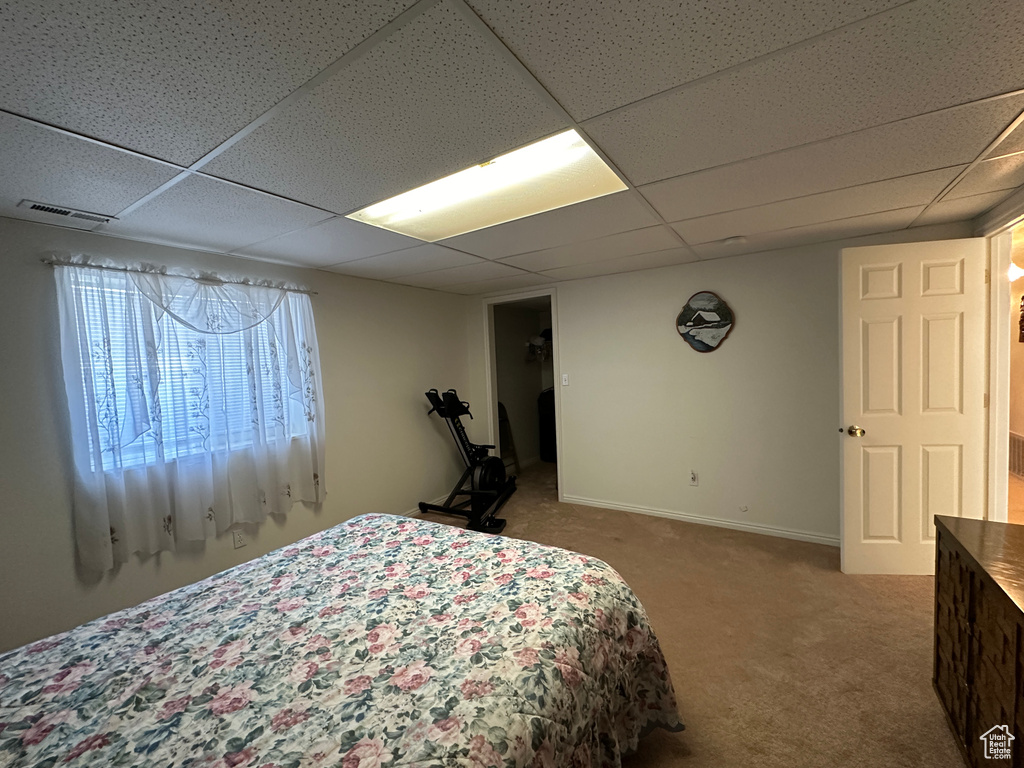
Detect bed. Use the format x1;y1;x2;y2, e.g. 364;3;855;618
0;514;682;767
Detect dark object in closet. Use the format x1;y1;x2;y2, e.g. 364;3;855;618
538;387;556;463
1019;295;1024;342
497;401;521;474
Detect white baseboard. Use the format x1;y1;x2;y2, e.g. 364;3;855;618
402;494;448;518
561;494;840;548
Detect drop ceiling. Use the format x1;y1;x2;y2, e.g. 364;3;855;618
2;0;1024;294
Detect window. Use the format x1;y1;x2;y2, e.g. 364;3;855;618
68;270;313;471
54;262;326;571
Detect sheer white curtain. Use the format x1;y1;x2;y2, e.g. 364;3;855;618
54;261;326;571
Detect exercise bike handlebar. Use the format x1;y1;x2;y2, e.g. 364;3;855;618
425;388;474;419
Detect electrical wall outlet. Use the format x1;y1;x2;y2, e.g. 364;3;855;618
232;530;246;549
689;470;698;486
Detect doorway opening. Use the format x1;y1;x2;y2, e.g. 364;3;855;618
1006;226;1024;524
484;292;559;495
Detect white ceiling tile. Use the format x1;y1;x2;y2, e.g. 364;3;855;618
394;260;528;288
468;0;905;120
639;95;1024;222
232;216;422;266
0;1;419;166
97;174;333;253
0;113;180;228
584;0;1024;184
537;247;698;282
691;207;924;260
671;167;960;245
203;0;564;214
440;273;556;295
440;191;659;259
500;226;681;271
988;126;1024;159
945;154;1024;200
914;190;1014;227
325;244;483;279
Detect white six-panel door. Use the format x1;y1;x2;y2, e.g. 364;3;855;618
841;239;987;574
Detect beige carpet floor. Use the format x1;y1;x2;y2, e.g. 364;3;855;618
421;462;964;768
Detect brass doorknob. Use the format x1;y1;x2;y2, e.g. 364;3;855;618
847;425;866;437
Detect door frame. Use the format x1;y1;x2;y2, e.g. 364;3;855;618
482;288;563;499
987;227;1012;523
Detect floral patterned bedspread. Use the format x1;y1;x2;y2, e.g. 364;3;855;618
0;514;681;767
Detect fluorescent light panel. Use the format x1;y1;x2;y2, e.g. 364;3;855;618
346;129;627;241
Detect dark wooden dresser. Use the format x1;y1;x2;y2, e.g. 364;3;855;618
934;516;1024;767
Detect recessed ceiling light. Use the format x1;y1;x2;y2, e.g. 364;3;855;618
346;129;627;242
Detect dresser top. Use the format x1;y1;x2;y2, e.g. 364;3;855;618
936;516;1024;612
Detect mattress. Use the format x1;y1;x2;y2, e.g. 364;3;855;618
0;513;681;766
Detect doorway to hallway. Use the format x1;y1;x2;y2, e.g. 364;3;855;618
490;295;556;474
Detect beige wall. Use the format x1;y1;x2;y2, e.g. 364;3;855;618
469;223;973;545
493;304;545;466
0;215;974;650
0;216;477;651
553;246;841;542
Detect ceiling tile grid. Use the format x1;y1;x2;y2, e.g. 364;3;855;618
232;215;421;266
638;95;1024;222
500;225;680;271
671;166;962;245
394;259;530;288
943;153;1024;200
325;244;484;279
690;206;926;260
97;174;333;253
0;113;181;225
914;189;1016;227
0;0;419;165
987;123;1024;159
440;191;660;259
443;272;555;295
201;0;565;215
3;0;1024;292
584;0;1024;185
536;246;698;282
467;0;906;120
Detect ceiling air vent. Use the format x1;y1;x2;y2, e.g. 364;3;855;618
17;199;117;230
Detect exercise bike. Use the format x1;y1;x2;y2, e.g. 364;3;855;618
418;389;516;534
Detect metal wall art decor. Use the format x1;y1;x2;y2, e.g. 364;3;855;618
676;291;734;352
